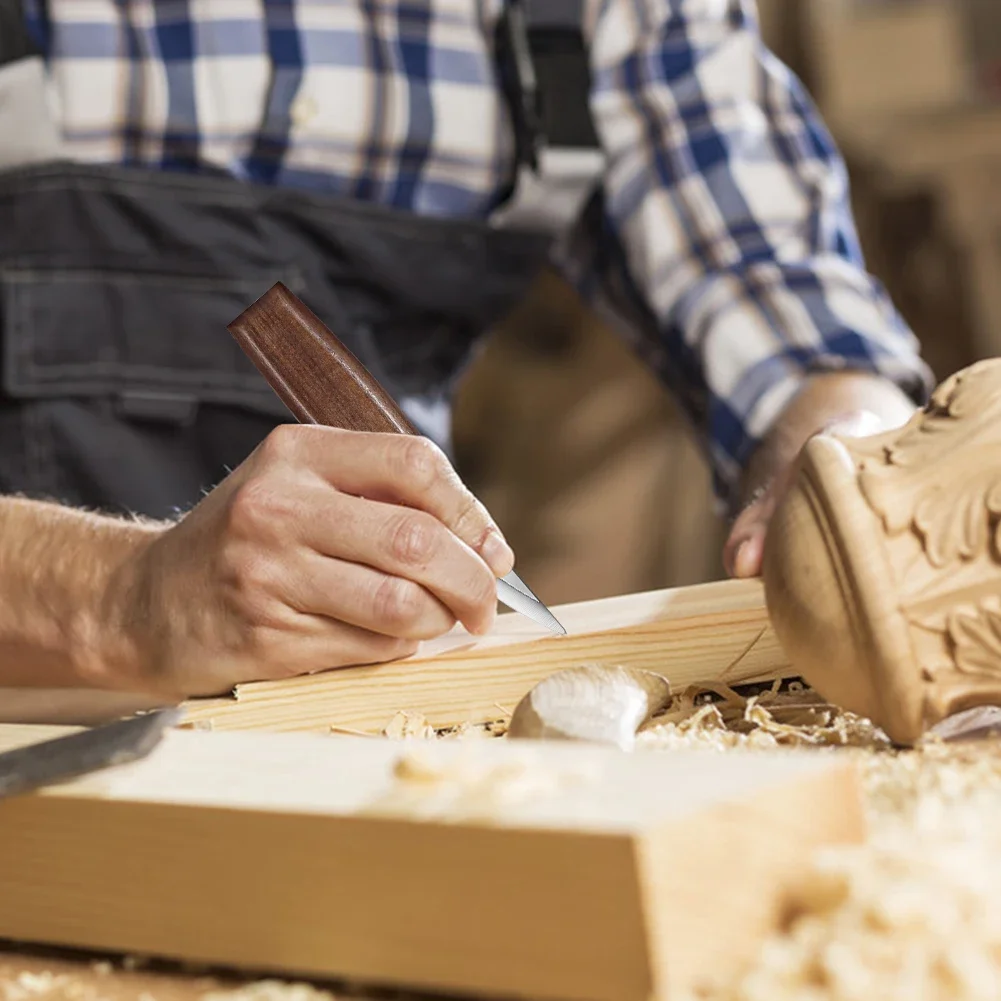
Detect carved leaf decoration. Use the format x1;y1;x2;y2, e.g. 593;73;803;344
948;601;1001;679
912;471;1001;567
854;364;1001;565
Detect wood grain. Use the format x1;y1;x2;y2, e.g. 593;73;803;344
0;579;788;731
180;577;791;733
227;282;418;433
0;727;864;1001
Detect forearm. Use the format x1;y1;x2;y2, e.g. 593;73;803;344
742;370;917;498
580;0;933;508
0;497;163;689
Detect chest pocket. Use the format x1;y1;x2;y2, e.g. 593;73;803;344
0;164;302;422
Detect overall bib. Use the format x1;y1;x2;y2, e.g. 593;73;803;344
0;0;594;520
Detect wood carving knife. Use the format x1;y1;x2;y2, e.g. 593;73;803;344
228;282;567;636
0;708;181;800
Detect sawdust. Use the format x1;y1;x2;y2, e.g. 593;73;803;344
0;971;108;1001
202;984;335;1001
635;681;1001;1001
377;712;507;741
6;682;999;1001
368;681;1001;1000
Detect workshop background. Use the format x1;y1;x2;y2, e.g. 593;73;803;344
453;0;1001;607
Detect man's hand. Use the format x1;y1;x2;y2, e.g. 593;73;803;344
723;372;919;579
93;426;514;697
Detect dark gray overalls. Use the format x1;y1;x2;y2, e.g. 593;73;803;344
0;0;603;520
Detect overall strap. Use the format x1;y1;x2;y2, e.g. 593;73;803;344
0;0;62;170
495;0;599;173
0;0;35;66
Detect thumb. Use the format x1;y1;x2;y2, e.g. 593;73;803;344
724;410;886;578
724;503;769;578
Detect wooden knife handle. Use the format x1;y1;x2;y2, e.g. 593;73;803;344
228;282;420;435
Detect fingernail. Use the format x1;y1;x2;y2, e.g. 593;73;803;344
733;536;762;579
482;530;515;576
732;541;750;578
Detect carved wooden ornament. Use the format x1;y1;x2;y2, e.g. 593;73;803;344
763;359;1001;745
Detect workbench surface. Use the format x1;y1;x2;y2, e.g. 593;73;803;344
4;687;1000;1001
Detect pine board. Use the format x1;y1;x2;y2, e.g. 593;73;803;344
0;727;861;1001
180;578;790;733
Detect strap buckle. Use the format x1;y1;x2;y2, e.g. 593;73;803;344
498;0;546;173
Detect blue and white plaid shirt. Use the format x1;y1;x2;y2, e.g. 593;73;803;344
22;0;932;506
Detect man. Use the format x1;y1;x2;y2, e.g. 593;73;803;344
0;0;927;700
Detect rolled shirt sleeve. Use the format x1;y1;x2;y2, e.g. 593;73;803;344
573;0;934;508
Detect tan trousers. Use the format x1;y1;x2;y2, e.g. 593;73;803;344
453;271;727;608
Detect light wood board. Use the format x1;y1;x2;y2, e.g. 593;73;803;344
0;726;861;1001
180;577;791;733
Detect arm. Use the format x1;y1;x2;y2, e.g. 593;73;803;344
0;498;160;689
575;0;933;558
0;428;511;695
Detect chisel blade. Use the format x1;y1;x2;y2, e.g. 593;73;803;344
0;708;181;800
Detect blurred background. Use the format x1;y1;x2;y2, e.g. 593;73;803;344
452;0;1001;606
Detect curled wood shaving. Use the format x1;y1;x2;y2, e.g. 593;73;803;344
637;680;890;751
374;713;507;741
11;673;986;1001
381;712;437;741
647;685;1001;1001
709;743;1001;1001
372;676;1001;1000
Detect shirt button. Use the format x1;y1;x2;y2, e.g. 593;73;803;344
291;93;319;126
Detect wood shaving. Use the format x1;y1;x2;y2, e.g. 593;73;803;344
370;678;1001;1000
645;684;1001;1001
363;748;593;821
372;714;507;741
636;681;891;751
380;712;437;741
0;971;108;1001
8;676;1001;1001
202;984;334;1001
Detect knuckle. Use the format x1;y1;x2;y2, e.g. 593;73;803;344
389;636;421;659
221;547;278;600
372;576;424;630
395;436;448;490
469;566;498;610
452;491;489;539
242;622;296;668
226;479;295;539
364;635;420;665
388;512;439;566
256;424;301;464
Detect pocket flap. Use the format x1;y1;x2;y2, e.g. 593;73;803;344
1;264;303;418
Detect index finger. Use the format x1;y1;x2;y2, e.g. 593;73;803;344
284;426;516;577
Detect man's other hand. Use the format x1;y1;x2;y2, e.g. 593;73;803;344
723;372;918;579
108;426;514;697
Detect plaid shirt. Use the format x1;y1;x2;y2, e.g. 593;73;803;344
23;0;932;506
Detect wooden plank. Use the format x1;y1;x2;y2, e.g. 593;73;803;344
0;728;862;1001
179;577;790;733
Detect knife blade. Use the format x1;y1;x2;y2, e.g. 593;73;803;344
0;708;181;800
227;282;568;636
499;572;566;635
